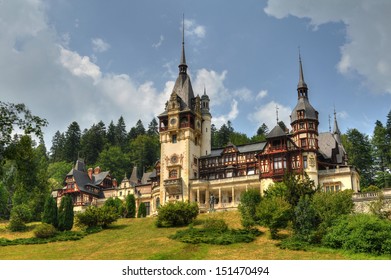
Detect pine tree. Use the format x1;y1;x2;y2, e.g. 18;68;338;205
63;121;81;163
115;116;127;151
58;195;74;231
42;195;58;228
125;194;136;218
50;131;66;162
147;118;159;136
106;121;117;146
137;202;147;218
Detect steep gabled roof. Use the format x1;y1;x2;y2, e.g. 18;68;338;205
266;125;287;139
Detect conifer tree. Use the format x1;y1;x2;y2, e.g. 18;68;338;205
125;194;136;218
58;195;74;231
42;195;58;228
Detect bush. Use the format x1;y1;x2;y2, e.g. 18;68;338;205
34;223;57;238
256;196;291;239
156;202;198;228
322;214;391;255
293;195;319;243
238;189;262;228
137;202;147;218
202;218;228;233
104;197;124;217
75;205;118;229
8;204;32;232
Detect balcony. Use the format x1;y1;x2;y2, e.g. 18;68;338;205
164;178;183;195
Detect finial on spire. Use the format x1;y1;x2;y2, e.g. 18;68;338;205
276;105;279;124
328;114;331;132
179;14;187;74
297;48;308;98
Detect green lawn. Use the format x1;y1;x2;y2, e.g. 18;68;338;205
0;211;386;260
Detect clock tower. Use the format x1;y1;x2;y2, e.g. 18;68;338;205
157;21;208;203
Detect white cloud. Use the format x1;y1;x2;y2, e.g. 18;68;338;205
248;101;292;131
91;37;110;53
184;19;206;39
256;90;268;100
212;99;239;128
193;68;230;105
59;46;102;82
152;35;164;49
264;0;391;94
233;88;253;102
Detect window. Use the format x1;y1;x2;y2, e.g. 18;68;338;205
309;122;314;129
194;157;198;165
301;139;307;147
172;134;177;143
169;169;177;178
303;156;307;169
324;183;341;193
273;156;283;170
299;122;305;129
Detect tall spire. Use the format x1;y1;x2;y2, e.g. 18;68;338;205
297;51;308;99
179;14;188;74
333;107;342;143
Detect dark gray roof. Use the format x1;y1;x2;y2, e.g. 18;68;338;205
290;97;318;123
266;125;287;139
141;172;152;184
318;132;346;164
172;74;195;110
200;142;266;158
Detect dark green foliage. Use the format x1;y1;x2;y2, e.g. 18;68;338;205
170;218;261;245
42;195;58;228
80;122;106;165
104;197;124;217
0;101;48;147
256;196;291;239
8;204;32;232
34;223;57;238
202;218;228;233
312;190;354;238
293;195;319;243
58;195;74;231
0;182;10;219
124;194;136;218
75;205;118;229
156;202;199;228
137;202;147;218
238;188;262;228
96;146;130;181
283;172;317;208
0;231;86;247
63;121;81;163
322;214;391;255
263;182;288;198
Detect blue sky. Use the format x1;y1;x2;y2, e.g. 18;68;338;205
1;0;390;148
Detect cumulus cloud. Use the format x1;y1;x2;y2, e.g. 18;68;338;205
212;100;239;128
233;88;253;102
193;68;230;105
0;0;167;147
184;19;206;39
248;101;292;131
264;0;391;94
91;37;110;53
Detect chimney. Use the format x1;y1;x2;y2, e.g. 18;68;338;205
113;178;118;188
88;168;93;180
94;166;101;175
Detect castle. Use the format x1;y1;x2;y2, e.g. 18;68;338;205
54;29;360;215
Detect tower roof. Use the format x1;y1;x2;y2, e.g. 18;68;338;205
297;54;308;90
266;125;287;139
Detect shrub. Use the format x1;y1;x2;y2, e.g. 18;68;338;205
238;189;262;228
293;195;319;243
34;223;57;238
312;190;354;240
137;202;147;218
322;214;391;255
58;195;74;231
75;205;118;229
104;197;124;217
256;196;291;239
202;218;228;233
8;204;32;232
156;201;198;228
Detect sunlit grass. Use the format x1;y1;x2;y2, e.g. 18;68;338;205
0;211;386;260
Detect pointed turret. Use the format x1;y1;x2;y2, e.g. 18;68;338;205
333;109;342;143
297;53;308;99
179;15;188;75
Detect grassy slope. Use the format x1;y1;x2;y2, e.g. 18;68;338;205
0;211;384;260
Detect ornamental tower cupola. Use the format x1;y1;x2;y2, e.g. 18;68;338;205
290;54;319;185
201;87;212;156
